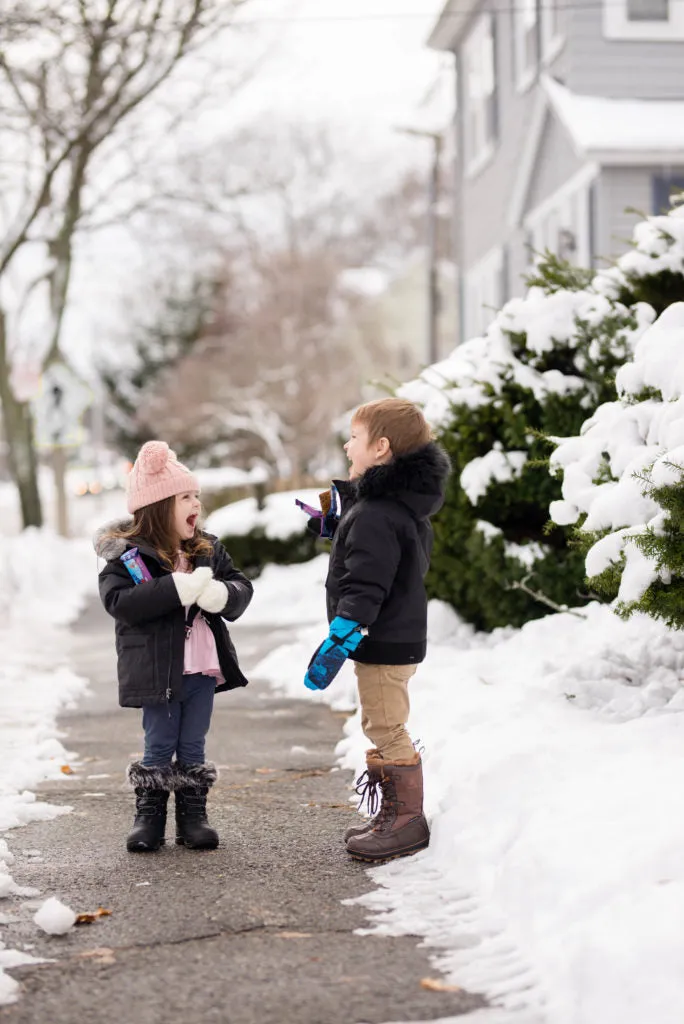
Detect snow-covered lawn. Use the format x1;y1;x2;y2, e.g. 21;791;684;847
0;530;96;1005
205;487;322;541
252;559;684;1024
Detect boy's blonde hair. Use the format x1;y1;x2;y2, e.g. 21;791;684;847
352;398;432;456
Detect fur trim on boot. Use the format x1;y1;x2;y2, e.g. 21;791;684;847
174;762;219;849
173;761;218;788
126;761;177;791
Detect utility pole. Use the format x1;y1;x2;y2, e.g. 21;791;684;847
395;127;444;366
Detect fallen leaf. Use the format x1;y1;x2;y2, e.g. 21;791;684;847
277;931;312;939
77;947;116;965
421;978;463;993
75;907;112;925
60;765;74;775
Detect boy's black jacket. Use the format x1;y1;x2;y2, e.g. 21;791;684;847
326;442;451;665
95;525;253;708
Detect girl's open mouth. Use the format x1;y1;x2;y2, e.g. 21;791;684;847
186;514;198;529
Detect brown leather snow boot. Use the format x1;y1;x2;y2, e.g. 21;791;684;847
346;755;429;863
344;749;383;843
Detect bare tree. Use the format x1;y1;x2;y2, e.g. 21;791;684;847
0;0;250;530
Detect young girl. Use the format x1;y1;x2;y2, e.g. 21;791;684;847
95;441;253;853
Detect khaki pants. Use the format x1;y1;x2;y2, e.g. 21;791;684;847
353;662;417;763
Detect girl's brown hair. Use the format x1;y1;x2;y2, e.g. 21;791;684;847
109;496;213;569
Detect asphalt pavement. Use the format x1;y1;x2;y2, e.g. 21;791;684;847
0;600;486;1024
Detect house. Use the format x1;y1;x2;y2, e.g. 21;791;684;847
428;0;684;342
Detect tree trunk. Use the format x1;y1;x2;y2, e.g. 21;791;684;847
0;310;43;528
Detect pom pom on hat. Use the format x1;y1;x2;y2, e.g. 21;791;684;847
127;440;200;513
138;440;172;475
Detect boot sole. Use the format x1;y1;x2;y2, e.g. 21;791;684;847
175;837;219;850
347;836;429;863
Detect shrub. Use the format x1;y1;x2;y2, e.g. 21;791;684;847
402;201;684;630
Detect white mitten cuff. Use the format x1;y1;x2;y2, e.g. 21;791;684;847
172;566;213;607
196;579;229;614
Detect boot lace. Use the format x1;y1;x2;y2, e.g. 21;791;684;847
354;770;380;816
178;787;209;821
136;791;166;817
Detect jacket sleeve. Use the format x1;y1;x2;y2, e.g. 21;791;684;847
212;540;254;622
336;508;401;626
99;563;181;627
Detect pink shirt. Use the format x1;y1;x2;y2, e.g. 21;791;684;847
176;554;224;685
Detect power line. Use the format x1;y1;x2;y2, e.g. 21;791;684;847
234;2;659;23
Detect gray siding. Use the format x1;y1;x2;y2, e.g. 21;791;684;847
525;110;584;214
566;7;684;98
596;165;684;263
456;5;571;273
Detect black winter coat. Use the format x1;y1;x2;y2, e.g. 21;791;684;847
96;526;253;708
326;442;450;665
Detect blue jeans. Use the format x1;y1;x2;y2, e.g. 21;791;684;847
142;673;216;767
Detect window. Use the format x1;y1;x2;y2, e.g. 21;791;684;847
653;175;684;213
462;15;497;175
464;247;505;339
604;0;684;39
514;0;539;91
627;0;669;19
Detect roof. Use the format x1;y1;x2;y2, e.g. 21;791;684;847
427;0;479;50
543;75;684;163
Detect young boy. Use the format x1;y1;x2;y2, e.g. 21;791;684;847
304;397;450;862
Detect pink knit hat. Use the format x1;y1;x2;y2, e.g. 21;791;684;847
126;441;200;513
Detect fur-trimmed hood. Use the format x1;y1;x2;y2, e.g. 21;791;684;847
355;442;451;520
93;519;134;561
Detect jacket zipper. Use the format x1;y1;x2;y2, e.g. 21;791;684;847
165;632;173;705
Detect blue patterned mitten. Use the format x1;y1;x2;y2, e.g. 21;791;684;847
304;616;364;691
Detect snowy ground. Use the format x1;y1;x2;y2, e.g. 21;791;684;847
253;559;684;1024
0;530;97;1005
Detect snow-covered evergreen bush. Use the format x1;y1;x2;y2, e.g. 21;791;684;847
551;301;684;628
403;201;684;631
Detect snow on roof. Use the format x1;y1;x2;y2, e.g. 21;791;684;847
542;75;684;160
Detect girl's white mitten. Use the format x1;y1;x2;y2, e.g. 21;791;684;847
172;566;213;607
196;579;229;614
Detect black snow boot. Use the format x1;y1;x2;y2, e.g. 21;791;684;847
174;762;219;850
126;762;174;853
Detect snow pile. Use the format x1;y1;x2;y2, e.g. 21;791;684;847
205;488;322;540
341;603;684;1024
0;529;96;1005
33;898;76;936
550;303;684;602
252;558;684;1024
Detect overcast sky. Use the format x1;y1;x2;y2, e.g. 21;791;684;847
231;0;449;140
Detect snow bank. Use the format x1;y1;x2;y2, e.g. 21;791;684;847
205;488;322;540
252;559;684;1024
0;529;96;1004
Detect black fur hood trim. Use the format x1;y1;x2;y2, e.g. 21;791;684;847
357;442;451;502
